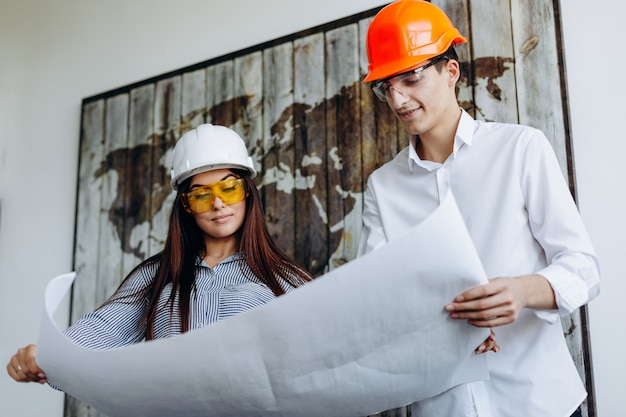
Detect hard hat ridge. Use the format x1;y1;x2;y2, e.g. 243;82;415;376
170;124;257;191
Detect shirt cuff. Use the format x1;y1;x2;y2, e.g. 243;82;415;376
535;255;599;320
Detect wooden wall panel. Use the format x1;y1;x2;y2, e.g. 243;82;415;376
122;84;155;274
263;44;296;257
212;61;235;127
436;0;473;117
293;33;328;277
469;0;518;123
72;99;104;321
511;0;568;176
181;69;206;131
325;24;362;270
149;76;181;257
95;94;128;306
234;52;264;155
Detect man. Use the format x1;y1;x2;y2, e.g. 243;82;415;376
357;1;600;416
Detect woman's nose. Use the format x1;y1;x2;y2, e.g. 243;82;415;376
212;196;226;209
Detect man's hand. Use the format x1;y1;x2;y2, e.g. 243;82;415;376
444;274;556;328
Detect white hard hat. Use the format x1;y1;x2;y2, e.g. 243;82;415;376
170;124;257;190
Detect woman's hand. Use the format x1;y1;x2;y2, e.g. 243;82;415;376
6;344;47;383
474;328;499;354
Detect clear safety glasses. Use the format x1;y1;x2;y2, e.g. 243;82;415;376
370;56;449;102
181;178;247;214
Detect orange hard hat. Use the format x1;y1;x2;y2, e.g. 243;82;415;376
363;0;467;82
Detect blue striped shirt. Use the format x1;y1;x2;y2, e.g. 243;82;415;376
64;253;290;350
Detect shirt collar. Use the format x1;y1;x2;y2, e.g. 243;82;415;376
196;252;242;267
408;108;475;172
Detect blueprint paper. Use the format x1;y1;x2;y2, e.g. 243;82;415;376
37;192;490;417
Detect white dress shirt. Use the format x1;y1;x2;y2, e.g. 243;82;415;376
358;109;600;417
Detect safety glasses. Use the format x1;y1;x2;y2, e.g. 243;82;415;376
370;56;449;102
181;178;247;214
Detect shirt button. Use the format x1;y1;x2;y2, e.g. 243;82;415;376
197;323;204;329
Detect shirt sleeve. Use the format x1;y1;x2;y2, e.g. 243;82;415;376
521;131;601;321
358;177;388;257
62;265;154;350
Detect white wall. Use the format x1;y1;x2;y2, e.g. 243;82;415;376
0;1;622;416
560;1;626;416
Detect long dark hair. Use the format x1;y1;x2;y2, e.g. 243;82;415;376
102;169;312;340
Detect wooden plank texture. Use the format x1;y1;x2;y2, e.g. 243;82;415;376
181;68;207;131
511;0;568;176
95;93;129;307
72;99;104;321
233;52;263;157
149;76;182;256
468;0;518;123
122;84;155;275
263;44;296;257
325;23;362;271
435;0;473;117
293;33;328;277
212;60;235;127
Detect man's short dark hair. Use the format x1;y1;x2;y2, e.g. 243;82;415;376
434;46;459;71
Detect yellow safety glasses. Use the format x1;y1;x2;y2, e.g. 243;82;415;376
181;178;247;214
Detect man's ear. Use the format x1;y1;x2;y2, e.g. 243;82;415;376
446;59;461;85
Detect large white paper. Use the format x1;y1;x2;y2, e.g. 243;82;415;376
38;192;490;417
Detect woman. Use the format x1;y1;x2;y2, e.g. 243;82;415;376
7;123;312;383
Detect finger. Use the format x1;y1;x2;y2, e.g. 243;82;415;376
475;339;495;354
454;284;513;308
20;344;45;381
446;291;508;315
475;338;501;354
468;315;514;328
9;356;22;374
22;364;46;383
6;362;18;381
23;357;44;377
475;343;488;354
7;360;27;382
487;329;500;352
453;280;504;302
449;302;511;320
